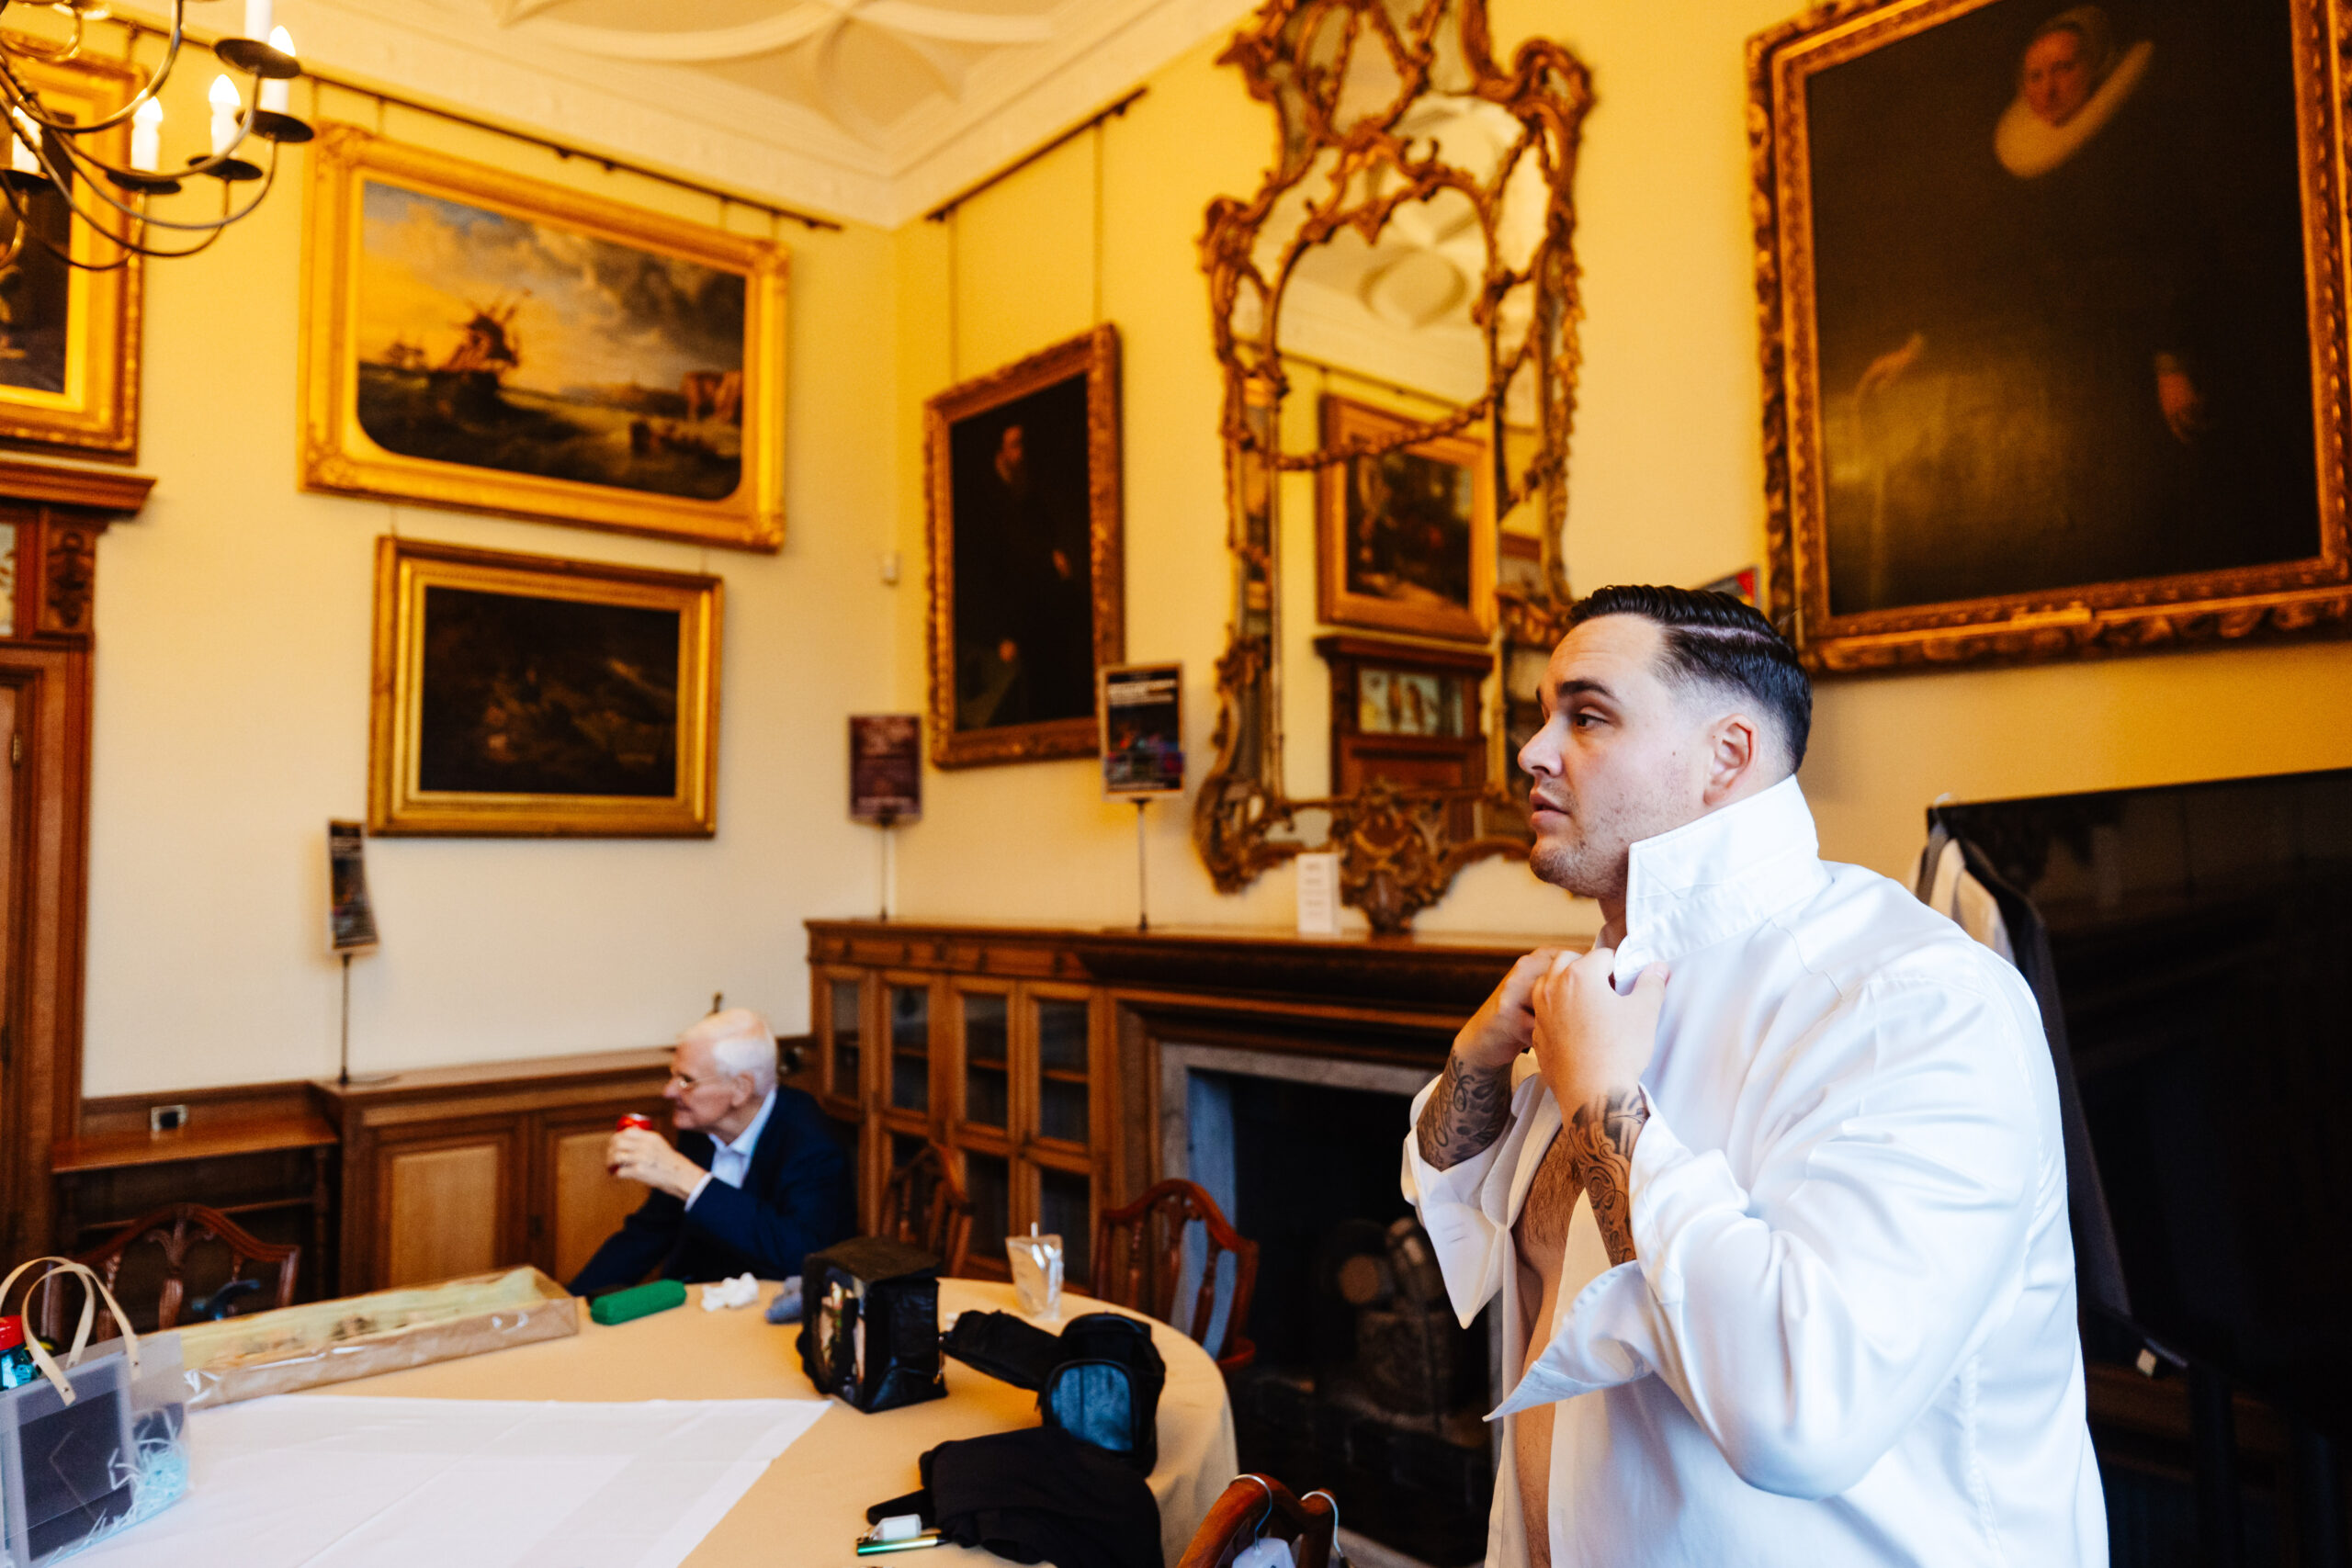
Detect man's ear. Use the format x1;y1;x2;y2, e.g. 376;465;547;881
1700;713;1761;806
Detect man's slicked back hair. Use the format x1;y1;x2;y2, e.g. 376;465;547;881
1565;584;1814;770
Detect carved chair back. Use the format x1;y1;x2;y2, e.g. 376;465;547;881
1176;1474;1335;1568
1090;1179;1259;1373
25;1202;300;1342
880;1143;974;1278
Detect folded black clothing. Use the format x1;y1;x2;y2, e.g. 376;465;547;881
865;1427;1161;1568
940;1308;1065;1388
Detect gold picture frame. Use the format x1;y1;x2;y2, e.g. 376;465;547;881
369;536;721;837
1751;0;2352;672
1316;395;1497;646
924;324;1124;769
0;51;141;459
303;125;787;551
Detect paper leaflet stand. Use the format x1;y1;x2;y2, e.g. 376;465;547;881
1098;663;1183;932
797;1238;944;1413
326;819;390;1087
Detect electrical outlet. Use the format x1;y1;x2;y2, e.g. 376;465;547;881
149;1103;187;1134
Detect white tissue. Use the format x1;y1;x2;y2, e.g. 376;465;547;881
700;1272;759;1311
872;1514;923;1543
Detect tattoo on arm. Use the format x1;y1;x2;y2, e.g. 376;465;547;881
1417;1053;1514;1171
1565;1089;1649;1266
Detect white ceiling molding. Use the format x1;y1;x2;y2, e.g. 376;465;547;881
159;0;1262;228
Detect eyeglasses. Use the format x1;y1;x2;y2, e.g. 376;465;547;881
667;1071;725;1091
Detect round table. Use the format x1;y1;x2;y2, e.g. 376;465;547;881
314;1279;1238;1567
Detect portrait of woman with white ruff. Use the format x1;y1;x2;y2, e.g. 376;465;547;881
1803;0;2322;617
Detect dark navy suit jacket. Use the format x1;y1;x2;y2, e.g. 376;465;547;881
567;1087;854;1295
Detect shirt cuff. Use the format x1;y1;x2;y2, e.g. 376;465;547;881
1400;1069;1524;1328
1629;1097;1749;1311
684;1172;713;1211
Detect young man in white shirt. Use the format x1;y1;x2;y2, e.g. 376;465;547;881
1404;585;2105;1565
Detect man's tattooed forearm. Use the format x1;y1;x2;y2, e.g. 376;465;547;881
1565;1089;1648;1265
1418;1053;1513;1170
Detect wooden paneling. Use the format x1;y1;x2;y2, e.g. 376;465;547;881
382;1137;507;1286
319;1049;671;1295
548;1125;643;1284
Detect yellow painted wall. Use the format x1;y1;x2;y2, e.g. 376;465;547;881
887;1;2352;935
82;74;899;1093
80;0;2352;1093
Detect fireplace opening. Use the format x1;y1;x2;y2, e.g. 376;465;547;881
1181;1061;1496;1568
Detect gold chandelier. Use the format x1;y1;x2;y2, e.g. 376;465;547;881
0;0;311;268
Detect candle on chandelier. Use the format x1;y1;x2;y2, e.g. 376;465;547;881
243;0;274;41
261;28;295;114
9;116;37;178
130;98;163;173
209;74;242;157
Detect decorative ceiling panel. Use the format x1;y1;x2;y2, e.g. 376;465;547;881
219;0;1260;225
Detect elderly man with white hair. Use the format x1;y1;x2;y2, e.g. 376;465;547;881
568;1008;854;1295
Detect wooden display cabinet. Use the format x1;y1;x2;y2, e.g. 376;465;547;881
812;939;1115;1283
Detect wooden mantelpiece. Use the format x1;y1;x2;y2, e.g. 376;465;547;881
808;919;1555;1041
0;458;154;1266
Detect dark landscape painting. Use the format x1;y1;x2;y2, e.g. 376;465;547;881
417;585;682;798
356;181;747;501
1806;0;2319;615
0;183;73;395
947;372;1096;732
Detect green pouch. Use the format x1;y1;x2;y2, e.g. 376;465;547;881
589;1280;687;1326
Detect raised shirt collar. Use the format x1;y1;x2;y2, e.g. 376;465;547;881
1613;775;1829;976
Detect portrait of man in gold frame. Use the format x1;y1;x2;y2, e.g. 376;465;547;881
303;126;787;551
1316;395;1497;646
1752;0;2352;671
0;51;141;459
924;324;1124;769
369;536;721;837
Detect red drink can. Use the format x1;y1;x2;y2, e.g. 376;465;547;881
616;1112;656;1133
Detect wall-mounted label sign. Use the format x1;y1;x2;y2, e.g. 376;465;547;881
328;819;379;952
850;715;923;824
1099;663;1183;798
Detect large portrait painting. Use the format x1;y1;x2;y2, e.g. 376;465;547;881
0;52;140;458
305;127;786;551
1752;0;2352;671
924;326;1123;768
369;537;721;836
1317;396;1496;644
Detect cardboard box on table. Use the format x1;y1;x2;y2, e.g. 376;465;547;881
176;1267;577;1410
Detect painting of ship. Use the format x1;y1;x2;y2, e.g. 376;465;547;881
354;180;748;501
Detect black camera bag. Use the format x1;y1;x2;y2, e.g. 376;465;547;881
797;1237;945;1413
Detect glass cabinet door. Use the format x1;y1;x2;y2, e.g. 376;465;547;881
960;991;1011;1131
888;984;930;1112
1033;996;1091;1146
827;977;863;1101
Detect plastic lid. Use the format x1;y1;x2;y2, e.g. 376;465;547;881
0;1314;23;1352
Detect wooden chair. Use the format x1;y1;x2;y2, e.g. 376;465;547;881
1090;1179;1259;1373
1177;1474;1336;1568
880;1143;974;1277
29;1203;299;1342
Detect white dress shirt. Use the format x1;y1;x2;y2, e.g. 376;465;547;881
1402;778;2106;1566
685;1088;776;1212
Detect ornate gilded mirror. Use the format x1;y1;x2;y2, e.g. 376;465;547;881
1194;0;1591;931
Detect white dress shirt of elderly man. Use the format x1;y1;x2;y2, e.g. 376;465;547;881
607;1009;778;1203
1404;584;2104;1566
